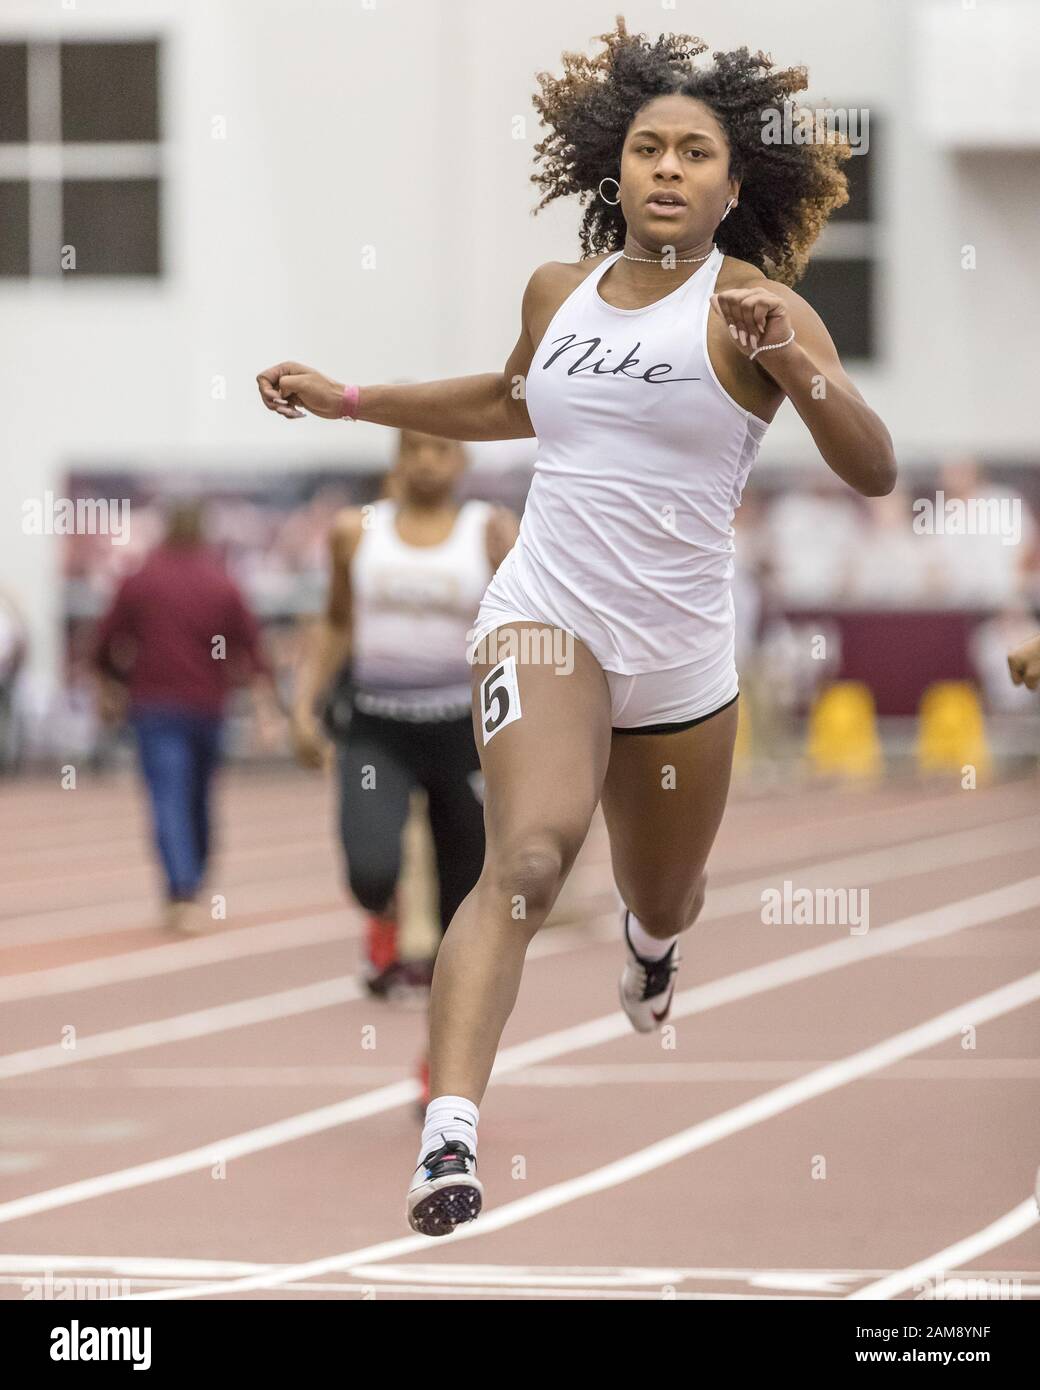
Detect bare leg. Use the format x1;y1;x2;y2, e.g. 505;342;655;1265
428;623;612;1103
601;698;740;940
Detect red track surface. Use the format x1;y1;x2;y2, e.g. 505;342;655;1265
1;766;1038;1301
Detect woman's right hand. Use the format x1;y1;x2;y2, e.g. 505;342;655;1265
290;709;332;770
256;362;346;420
1008;634;1040;691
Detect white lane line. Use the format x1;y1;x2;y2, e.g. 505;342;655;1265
6;874;1039;1230
0;888;608;1004
0;1254;273;1278
0;1272;807;1300
495;1059;1040;1085
0;910;358;1004
0;872;342;950
0;1081;420;1228
0;914;613;1077
10;1252;1036;1292
0;1255;845;1285
696;814;1040;922
560;808;1039;915
5;1066;410;1089
126;968;1040;1301
0;835;332;897
0;977;365;1080
6;783;1035;947
6;806;1037;998
0;822;329;878
6;814;1034;1065
495;874;1040;1072
12;1058;1040;1089
848;1199;1040;1300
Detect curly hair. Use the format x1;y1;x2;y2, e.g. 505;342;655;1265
530;15;851;286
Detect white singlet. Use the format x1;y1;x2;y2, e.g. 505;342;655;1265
466;244;771;723
351;497;492;720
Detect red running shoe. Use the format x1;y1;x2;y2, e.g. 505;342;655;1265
361;913;400;997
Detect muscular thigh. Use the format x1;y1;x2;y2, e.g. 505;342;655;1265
470;623;612;866
600;698;739;914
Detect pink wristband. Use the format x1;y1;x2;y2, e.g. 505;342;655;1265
340;384;360;421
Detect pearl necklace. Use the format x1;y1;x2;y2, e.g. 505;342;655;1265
620;244;715;265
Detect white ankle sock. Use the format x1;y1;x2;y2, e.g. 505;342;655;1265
626;912;679;961
417;1095;479;1166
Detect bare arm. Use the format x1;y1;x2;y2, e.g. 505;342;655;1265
712;282;897;498
292;508;361;721
290;507;363;767
256;267;552;442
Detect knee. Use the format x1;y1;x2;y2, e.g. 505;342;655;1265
489;834;573;927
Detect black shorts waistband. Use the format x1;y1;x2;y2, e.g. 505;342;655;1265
612;691;739;736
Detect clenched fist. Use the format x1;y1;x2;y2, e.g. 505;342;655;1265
290;709;332;770
256;362;345;420
710;287;792;356
1008;634;1040;692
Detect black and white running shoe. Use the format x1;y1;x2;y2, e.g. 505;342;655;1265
618;908;681;1034
406;1138;483;1237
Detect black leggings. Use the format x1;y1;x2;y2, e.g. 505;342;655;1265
335;708;485;935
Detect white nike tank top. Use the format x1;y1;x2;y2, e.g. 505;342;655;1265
482;245;769;674
350;498;492;719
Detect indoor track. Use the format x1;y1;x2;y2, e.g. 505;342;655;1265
1;767;1038;1302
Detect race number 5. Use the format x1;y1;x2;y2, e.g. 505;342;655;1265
479;657;522;746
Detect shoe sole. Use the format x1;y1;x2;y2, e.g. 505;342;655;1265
407;1178;483;1237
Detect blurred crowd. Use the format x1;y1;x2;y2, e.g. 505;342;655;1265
734;457;1038;612
2;455;1039;772
64;479;360;612
732;457;1040;721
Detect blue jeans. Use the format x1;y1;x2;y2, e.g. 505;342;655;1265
130;704;224;899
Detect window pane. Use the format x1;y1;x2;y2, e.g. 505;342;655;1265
0;181;30;275
62;179;160;275
0;44;28;142
796;256;875;359
60;41;159;142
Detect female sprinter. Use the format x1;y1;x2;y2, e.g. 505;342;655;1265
256;19;896;1237
290;430;518;1102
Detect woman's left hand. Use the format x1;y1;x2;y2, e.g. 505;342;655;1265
711;287;792;356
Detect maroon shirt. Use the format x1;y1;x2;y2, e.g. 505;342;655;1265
93;542;272;718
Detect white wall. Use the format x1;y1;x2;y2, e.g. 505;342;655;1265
2;0;1038;691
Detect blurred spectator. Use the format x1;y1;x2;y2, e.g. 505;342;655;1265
1007;630;1040;693
0;590;28;773
973;605;1040;711
924;456;1037;607
763;478;864;606
92;499;285;932
847;484;938;604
